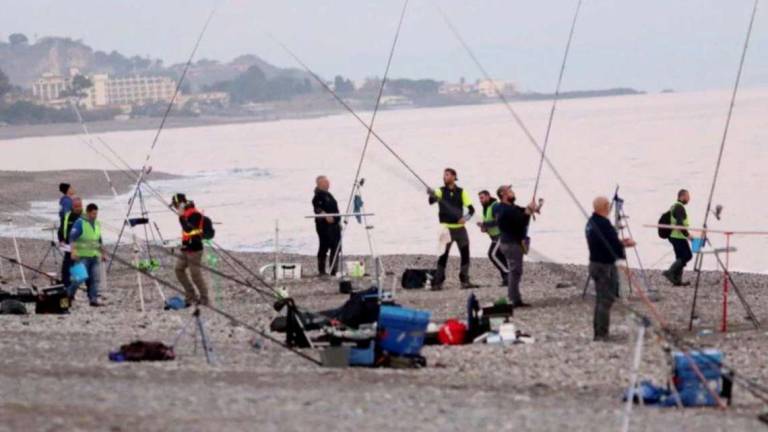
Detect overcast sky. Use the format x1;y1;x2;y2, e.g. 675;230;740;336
2;0;767;92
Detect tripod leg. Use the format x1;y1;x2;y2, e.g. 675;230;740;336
711;251;760;329
687;245;707;331
172;314;197;347
581;273;591;300
107;221;129;274
196;313;215;365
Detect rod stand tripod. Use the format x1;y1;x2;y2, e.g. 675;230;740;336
583;187;658;301
108;181;165;274
688;234;760;332
172;307;216;365
275;297;312;348
34;225;62;283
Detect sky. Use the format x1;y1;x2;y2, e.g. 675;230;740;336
1;0;767;92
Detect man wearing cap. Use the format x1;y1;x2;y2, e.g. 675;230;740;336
58;183;75;221
428;168;477;290
171;193;210;306
477;190;508;286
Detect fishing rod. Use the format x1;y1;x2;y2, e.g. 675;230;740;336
531;0;583;203
0;254;59;284
331;0;411;273
689;0;760;329
107;251;322;366
435;5;761;407
271;35;431;190
110;4;219;272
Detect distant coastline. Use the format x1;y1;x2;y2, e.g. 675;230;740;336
0;88;644;141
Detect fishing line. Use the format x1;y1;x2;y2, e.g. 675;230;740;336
531;0;582;202
690;0;760;324
111;3;220;269
270;35;431;190
436;4;764;406
332;0;410;271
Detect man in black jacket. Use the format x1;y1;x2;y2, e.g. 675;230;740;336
494;185;538;306
586;196;636;341
312;176;341;276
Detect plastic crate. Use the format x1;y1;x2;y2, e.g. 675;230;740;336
378;305;431;356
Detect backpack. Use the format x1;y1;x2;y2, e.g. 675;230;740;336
658;211;672;239
202;215;215;240
401;269;436;289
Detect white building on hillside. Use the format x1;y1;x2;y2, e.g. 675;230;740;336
81;74;178;109
32;73;70;102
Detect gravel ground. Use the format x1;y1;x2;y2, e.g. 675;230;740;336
1;237;767;431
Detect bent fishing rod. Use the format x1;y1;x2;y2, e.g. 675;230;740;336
689;0;760;330
531;0;583;203
110;4;219;272
331;0;411;272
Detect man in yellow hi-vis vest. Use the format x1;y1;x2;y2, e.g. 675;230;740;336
663;189;693;286
67;203;106;306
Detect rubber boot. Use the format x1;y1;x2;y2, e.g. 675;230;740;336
664;259;685;285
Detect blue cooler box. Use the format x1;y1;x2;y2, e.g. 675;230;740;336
670;350;723;407
378;305;431;356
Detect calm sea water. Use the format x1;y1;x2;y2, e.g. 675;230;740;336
1;88;767;273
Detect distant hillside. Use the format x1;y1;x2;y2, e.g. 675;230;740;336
0;34;311;90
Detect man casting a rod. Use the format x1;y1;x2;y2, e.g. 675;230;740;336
428;168;478;290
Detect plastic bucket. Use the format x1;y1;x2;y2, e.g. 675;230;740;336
691;237;704;253
70;262;89;284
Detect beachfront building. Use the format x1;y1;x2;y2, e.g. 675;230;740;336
32;72;71;102
79;73;178;109
477;79;516;98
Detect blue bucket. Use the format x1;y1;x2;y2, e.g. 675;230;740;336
70;262;89;284
691;237;704;253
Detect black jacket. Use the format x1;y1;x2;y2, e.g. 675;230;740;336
179;208;204;252
312;189;340;229
495;202;531;244
58;211;81;244
586;213;626;264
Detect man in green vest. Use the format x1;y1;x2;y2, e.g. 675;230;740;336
428;168;477;290
663;189;693;286
67;203;106;306
477;190;508;286
58;197;82;287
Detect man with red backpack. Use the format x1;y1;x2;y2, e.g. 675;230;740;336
171;193;210;306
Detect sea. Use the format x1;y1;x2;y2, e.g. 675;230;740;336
1;88;766;273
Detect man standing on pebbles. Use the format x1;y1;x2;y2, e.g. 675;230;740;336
312;176;342;277
428;168;477;290
172;193;210;306
494;185;539;307
67;203;106;307
586;196;636;341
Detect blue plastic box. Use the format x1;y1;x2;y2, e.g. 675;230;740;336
377;305;431;356
349;344;375;366
673;350;723;386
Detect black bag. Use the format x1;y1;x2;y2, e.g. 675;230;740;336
658;211;672;239
119;341;175;361
202;215;215;240
0;299;27;315
401;269;435;289
35;285;70;314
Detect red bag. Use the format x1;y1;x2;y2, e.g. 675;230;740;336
438;319;467;345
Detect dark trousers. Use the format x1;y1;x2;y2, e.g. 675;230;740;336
435;227;470;285
590;262;619;339
488;236;508;281
500;241;524;304
317;225;341;275
61;252;73;287
666;237;692;283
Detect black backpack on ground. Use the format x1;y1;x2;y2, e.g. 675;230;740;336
658;211;672;239
401;269;436;289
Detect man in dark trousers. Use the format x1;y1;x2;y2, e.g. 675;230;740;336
494;185;538;306
312;176;341;276
58;197;82;287
428;168;477;290
172;193;210;306
477;190;508;286
663;189;693;286
586;196;636;341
